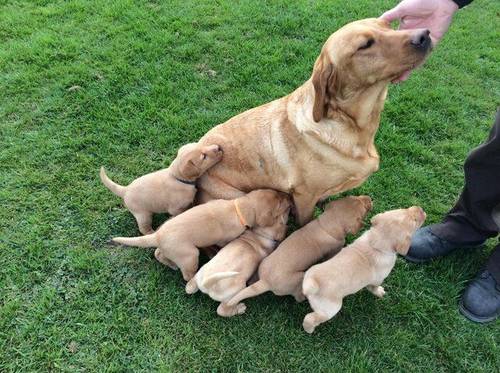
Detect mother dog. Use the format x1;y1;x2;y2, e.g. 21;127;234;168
197;18;431;225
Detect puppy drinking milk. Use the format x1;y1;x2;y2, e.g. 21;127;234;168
112;189;291;281
185;207;290;317
100;143;222;235
227;196;372;312
302;206;426;334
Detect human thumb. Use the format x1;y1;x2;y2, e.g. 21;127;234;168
380;6;404;22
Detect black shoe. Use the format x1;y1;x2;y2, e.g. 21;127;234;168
459;270;500;323
405;225;485;264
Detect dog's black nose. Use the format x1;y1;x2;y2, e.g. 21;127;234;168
410;29;431;51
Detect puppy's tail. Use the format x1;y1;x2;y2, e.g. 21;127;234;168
302;276;320;296
112;233;158;248
201;271;239;288
100;167;127;198
226;280;270;307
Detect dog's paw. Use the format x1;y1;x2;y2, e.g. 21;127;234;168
374;286;385;298
185;279;198;294
236;303;247;315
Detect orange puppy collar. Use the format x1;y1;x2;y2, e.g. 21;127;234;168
234;200;248;227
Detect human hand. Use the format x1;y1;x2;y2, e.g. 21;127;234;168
380;0;459;81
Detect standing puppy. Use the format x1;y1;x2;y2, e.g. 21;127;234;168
112;189;290;281
302;206;426;334
185;206;290;317
227;196;372;312
100;143;223;234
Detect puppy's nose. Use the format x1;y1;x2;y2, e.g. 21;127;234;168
410;29;431;51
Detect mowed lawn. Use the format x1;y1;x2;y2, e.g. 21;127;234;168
1;0;499;371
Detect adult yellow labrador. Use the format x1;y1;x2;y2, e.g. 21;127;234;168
197;18;431;225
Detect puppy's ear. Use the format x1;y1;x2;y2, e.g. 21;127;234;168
312;54;335;122
179;157;201;180
394;233;412;255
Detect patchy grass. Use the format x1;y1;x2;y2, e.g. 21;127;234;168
1;0;499;371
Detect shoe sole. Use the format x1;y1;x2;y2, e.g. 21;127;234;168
459;299;500;323
403;244;486;264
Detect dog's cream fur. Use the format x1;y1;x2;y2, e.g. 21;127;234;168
302;206;426;333
112;189;290;281
100;143;222;234
196;18;432;225
226;196;372;312
185;208;290;317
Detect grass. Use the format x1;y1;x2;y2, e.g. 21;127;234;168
1;0;499;371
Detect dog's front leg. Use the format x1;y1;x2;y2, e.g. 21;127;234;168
292;193;317;226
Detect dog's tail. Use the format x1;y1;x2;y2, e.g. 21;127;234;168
226;280;270;307
112;233;158;248
100;167;127;198
201;271;239;288
302;276;320;296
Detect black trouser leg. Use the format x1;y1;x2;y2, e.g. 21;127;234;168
432;110;500;244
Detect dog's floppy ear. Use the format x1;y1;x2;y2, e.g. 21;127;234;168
394;233;412;255
312;53;335;122
178;154;201;180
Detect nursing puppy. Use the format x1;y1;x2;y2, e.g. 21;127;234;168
112;189;290;281
302;206;426;334
227;196;372;312
100;143;223;235
185;207;290;317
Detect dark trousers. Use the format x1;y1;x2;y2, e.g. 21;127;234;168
432;110;500;279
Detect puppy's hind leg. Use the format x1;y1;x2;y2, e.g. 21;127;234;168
217;302;247;317
185;278;199;294
132;210;154;235
177;247;200;282
303;297;342;334
366;284;385;298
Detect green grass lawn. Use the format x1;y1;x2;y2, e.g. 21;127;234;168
1;0;499;371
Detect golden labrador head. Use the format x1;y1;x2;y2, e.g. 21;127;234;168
312;18;432;122
324;195;373;234
175;143;223;180
370;206;426;255
244;189;292;228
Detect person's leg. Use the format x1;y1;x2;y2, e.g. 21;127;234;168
407;110;500;262
459;243;500;323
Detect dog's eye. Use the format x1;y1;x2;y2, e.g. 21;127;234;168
358;38;375;51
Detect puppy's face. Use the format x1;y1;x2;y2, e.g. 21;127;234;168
248;190;292;228
177;143;223;180
312;18;432;121
325;195;372;234
252;205;290;242
370;206;426;255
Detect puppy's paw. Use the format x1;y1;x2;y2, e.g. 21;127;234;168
374;286;385;298
302;314;316;334
236;302;247;315
185;279;198;294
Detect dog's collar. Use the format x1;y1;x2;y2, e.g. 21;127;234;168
234;200;248;227
175;177;196;186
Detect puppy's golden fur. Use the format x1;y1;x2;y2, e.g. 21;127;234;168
185;208;290;317
227;196;372;312
112;189;290;281
196;19;431;225
100;143;222;234
302;206;426;333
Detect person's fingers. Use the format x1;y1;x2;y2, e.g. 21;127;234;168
380;6;404;22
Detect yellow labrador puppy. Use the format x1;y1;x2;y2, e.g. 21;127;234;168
227;196;372;312
185;207;290;317
112;189;290;281
302;206;426;334
100;143;222;234
196;18;432;225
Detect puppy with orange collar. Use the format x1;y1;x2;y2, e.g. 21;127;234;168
112;189;291;281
